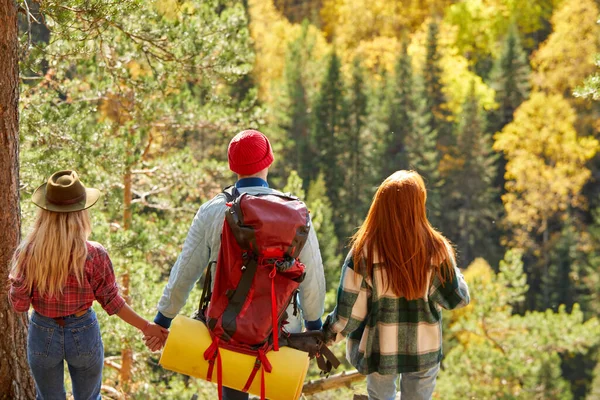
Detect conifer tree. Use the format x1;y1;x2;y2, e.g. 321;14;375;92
282;24;312;183
488;24;531;135
312;51;347;219
406;78;442;227
283;170;306;200
346;57;368;229
307;173;343;290
423;20;452;150
445;83;500;265
383;39;413;177
437;252;600;399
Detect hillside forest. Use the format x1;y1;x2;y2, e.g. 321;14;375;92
4;0;600;398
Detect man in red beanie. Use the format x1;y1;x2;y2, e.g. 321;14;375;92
151;130;326;400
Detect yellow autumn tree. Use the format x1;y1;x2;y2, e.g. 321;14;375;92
348;36;402;77
409;20;497;116
446;0;561;64
531;0;600;95
320;0;452;47
248;0;330;104
493;92;599;251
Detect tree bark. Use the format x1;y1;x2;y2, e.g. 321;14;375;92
0;0;36;398
119;272;133;393
123;167;132;230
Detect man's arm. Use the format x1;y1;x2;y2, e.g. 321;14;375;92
154;201;217;328
297;222;326;330
322;253;369;344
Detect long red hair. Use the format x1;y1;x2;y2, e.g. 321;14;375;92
351;170;455;300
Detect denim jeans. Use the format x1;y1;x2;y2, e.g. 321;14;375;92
366;363;440;400
28;309;103;400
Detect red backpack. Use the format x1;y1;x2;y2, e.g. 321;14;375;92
199;187;310;399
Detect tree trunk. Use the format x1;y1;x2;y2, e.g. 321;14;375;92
0;0;36;398
123;166;132;230
119;272;133;393
542;218;549;309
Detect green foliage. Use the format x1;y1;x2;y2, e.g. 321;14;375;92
15;0;600;397
575;56;600;101
423;20;452;149
344;57;369;230
442;83;500;266
279;22;314;182
565;208;600;317
406;78;442;226
531;0;600;95
382;40;413;177
18;0;258;397
283;170;306;200
306;174;343;291
284;170;342;291
493;93;598;252
311;51;348;233
446;0;557;75
488;24;531;134
437;251;600;399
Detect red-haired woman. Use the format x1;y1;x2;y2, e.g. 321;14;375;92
323;170;470;400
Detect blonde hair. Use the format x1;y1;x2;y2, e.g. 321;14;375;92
10;209;91;298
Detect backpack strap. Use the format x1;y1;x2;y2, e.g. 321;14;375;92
222;185;241;203
196;261;216;319
220;256;259;340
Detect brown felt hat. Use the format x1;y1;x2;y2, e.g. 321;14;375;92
32;170;101;213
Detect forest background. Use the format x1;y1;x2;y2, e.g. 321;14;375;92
3;0;600;398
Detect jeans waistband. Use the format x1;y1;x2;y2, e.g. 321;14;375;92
53;309;90;326
32;309;93;328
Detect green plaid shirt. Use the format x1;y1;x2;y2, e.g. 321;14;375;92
323;252;470;375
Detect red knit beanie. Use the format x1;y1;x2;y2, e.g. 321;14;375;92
228;130;274;175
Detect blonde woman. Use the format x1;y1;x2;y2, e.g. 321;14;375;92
323;171;470;400
9;170;168;400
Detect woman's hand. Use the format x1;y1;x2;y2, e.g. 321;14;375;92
142;323;169;352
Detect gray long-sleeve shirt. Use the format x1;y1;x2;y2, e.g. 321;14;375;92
156;184;326;333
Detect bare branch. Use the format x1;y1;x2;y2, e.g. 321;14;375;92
131;166;159;175
101;385;124;399
104;359;122;371
23;0;32;55
131;185;171;200
302;370;365;395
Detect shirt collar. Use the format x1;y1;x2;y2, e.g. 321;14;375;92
235;177;269;189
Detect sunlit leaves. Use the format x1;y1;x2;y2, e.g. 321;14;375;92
436;251;600;399
531;0;600;95
493;92;599;249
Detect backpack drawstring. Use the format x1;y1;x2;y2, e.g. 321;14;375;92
269;264;279;351
204;337;223;400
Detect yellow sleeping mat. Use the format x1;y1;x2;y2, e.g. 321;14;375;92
159;315;310;400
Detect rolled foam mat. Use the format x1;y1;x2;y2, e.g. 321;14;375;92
159;315;310;400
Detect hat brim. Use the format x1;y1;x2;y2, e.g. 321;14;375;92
31;184;101;213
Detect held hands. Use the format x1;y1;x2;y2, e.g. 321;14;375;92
142;322;169;352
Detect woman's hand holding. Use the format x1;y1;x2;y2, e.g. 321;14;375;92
142;322;169;352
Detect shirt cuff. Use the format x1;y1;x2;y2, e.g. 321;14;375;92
305;318;323;331
155;311;174;329
102;294;126;316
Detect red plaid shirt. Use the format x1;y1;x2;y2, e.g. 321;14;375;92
9;241;126;318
